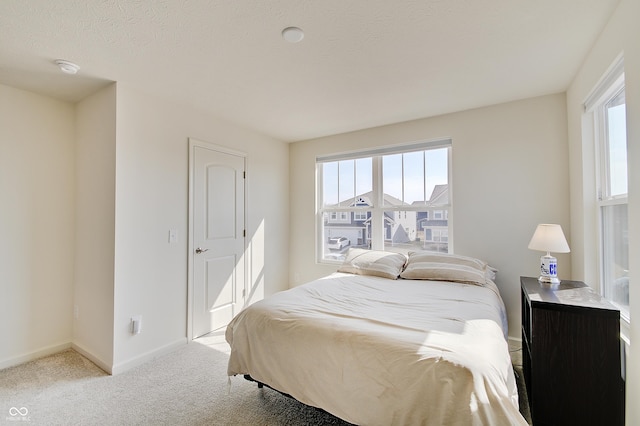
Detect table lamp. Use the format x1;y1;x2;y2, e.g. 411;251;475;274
528;224;570;285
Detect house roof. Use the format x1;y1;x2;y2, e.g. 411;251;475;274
411;184;449;206
331;185;449;208
428;184;449;205
0;0;619;142
332;191;408;208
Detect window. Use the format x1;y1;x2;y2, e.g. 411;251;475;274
586;56;629;320
317;139;451;262
354;211;368;221
327;211;349;223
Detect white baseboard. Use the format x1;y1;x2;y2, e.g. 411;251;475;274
71;341;113;374
110;337;187;375
1;338;189;376
0;341;72;371
508;336;522;345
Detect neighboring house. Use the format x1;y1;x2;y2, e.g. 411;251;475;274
324;186;448;251
414;184;449;251
323;193;378;248
324;209;368;247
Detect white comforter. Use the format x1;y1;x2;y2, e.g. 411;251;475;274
226;273;527;426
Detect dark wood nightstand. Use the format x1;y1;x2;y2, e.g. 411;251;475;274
521;276;624;426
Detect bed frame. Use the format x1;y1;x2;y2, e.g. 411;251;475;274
244;374;293;396
243;374;346;420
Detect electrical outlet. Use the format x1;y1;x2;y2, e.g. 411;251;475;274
168;229;178;243
74;305;79;320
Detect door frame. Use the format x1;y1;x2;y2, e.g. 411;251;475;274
187;137;248;341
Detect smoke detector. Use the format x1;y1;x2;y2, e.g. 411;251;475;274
55;59;80;74
282;27;304;43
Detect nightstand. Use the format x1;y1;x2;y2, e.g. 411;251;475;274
520;276;624;426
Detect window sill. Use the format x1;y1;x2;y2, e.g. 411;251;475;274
620;315;630;345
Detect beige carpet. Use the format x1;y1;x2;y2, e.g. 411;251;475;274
1;335;531;425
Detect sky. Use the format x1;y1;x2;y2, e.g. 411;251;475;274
608;103;627;197
322;148;448;206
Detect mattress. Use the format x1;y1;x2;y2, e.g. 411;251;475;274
226;272;527;425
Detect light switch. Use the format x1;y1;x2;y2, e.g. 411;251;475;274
131;315;142;335
169;229;178;243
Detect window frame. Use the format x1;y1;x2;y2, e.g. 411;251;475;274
316;139;452;263
586;56;629;321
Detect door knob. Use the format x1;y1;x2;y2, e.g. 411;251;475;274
195;248;209;254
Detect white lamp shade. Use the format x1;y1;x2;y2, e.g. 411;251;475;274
528;224;570;253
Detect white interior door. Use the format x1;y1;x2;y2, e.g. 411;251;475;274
192;144;245;338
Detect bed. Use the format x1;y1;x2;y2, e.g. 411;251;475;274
226;249;527;425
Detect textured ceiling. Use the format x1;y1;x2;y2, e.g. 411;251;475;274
0;0;619;142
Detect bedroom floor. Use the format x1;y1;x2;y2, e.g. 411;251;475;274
508;339;531;424
0;334;531;425
509;339;523;365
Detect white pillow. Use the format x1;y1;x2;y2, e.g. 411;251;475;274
400;262;488;286
337;248;407;280
404;252;497;280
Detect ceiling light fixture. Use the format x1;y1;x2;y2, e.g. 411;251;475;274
282;27;304;43
55;59;80;75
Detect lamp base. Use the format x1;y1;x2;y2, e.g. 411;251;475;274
538;275;561;287
538;253;560;287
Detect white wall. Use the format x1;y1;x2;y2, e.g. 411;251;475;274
566;0;640;423
0;84;76;368
73;84;117;371
0;81;289;374
110;84;290;372
289;93;570;340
